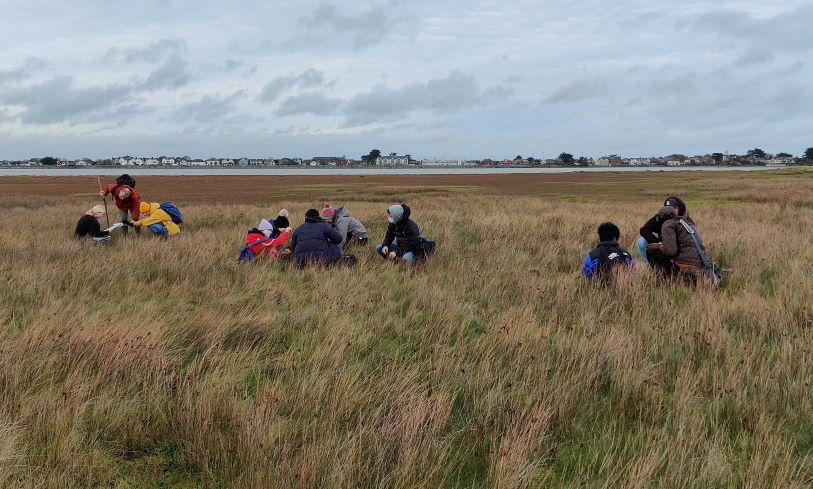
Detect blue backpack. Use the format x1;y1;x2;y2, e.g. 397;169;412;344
159;202;183;224
237;236;273;262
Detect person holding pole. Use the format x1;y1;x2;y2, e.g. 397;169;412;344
100;174;141;236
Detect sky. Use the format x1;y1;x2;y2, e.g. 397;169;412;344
0;0;811;160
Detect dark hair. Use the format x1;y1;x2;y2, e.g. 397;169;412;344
305;208;320;219
274;216;289;229
597;222;620;242
664;196;686;216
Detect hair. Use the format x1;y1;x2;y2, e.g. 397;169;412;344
119;187;131;198
664;196;686;216
305;208;320;219
597;222;620;242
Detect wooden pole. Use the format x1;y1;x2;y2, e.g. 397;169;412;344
97;176;110;228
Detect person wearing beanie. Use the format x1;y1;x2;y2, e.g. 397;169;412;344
322;202;368;248
100;176;141;236
376;203;434;263
581;222;633;280
74;204;112;241
129;202;181;238
646;205;707;278
637;196;689;262
241;217;293;262
290;208;344;266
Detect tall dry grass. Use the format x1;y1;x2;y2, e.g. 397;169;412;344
0;171;812;487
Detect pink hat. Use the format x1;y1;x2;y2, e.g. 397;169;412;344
321;201;335;219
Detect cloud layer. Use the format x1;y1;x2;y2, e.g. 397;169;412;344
0;0;811;158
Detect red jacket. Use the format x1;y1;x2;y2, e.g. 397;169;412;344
245;229;290;259
102;183;141;219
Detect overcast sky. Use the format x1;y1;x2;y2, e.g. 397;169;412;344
1;0;811;159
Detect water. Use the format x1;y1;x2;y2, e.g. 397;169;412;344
0;166;777;177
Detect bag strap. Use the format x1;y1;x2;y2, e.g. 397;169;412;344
678;219;714;269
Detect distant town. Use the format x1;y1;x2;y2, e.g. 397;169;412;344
3;148;813;168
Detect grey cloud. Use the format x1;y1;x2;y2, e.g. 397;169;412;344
259;68;325;103
102;38;188;64
173;92;244;124
280;1;413;51
140;55;191;90
545;78;610;104
735;48;775;67
275;92;343;117
0;58;47;84
0;76;133;124
344;71;484;124
685;5;813;52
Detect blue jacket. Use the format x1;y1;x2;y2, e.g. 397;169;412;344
582;240;633;279
291;217;343;266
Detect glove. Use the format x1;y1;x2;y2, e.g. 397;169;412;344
123;220;135;227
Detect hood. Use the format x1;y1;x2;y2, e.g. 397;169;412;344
597;240;619;247
335;206;351;219
304;216;323;224
400;204;411;222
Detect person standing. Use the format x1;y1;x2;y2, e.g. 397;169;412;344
100;174;141;236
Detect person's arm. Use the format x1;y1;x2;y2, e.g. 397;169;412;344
581;253;598;278
335;217;350;247
660;222;678;257
290;229;299;252
102;183;115;196
324;223;343;244
382;223;395;248
133;210;165;228
264;229;290;248
90;218;109;238
639;216;661;243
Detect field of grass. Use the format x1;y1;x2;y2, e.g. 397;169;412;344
1;169;812;487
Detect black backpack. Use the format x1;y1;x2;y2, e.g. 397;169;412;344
116;174;136;188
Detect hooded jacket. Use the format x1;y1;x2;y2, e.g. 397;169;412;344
133;203;181;236
382;204;421;255
244;229;290;259
581;240;633;279
660;216;703;266
329;207;367;246
291;217;343;266
640;197;687;243
102;183;141;219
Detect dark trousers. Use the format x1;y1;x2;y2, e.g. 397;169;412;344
647;250;678;276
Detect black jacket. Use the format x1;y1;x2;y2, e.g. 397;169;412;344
74;215;109;238
382;204;422;254
639;214;668;244
291;217;343;266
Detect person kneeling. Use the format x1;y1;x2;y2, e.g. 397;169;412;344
75;204;112;245
376;203;435;264
581;222;633;282
291;209;347;267
129;202;182;238
645;205;706;280
322;201;368;248
239;215;292;262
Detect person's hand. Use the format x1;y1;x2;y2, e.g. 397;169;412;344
284;227;292;233
381;246;389;255
646;243;661;252
387;251;397;260
123;220;134;227
99;190;105;197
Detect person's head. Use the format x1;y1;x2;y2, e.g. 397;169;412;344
305;208;320;220
321;201;335;220
387;204;404;224
140;202;152;216
87;204;106;219
657;205;677;221
597;222;620;242
663;196;686;216
119;187;131;199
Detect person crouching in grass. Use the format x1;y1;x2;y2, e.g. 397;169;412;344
128;202;181;238
75;204;111;244
291;209;344;267
581;222;633;281
376;203;435;263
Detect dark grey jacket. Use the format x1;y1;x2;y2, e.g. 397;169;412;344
291;217;343;266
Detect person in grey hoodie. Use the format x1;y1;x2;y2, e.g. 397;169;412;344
321;201;368;247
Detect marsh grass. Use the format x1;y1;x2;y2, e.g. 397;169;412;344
1;171;812;487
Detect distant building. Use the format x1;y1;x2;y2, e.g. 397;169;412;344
312;156;346;166
376;154;411;166
423;159;463;166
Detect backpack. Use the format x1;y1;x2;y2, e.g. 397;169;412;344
678;219;723;287
237;235;273;262
415;238;436;258
116;174;136;188
159;202;183;224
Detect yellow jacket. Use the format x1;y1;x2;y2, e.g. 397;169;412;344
134;203;181;236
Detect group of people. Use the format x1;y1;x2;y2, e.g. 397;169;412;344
240;202;436;267
74;174;183;243
581;196;719;285
76;176;716;283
